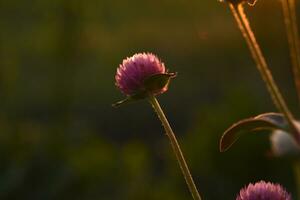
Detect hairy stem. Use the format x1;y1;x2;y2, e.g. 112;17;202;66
281;0;300;104
229;3;300;142
148;94;202;200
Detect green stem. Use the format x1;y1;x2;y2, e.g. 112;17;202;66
229;3;300;142
281;0;300;105
148;94;202;200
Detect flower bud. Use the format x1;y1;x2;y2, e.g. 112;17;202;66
270;129;300;157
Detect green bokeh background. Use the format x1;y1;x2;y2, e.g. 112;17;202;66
0;0;299;199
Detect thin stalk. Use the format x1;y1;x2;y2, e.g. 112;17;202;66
281;0;300;104
148;94;202;200
229;3;300;142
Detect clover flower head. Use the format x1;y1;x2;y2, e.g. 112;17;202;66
236;181;291;200
115;53;174;96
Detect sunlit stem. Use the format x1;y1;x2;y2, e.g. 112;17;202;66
229;3;300;143
293;161;300;199
148;94;202;200
281;0;300;105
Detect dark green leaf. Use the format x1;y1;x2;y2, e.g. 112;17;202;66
143;72;177;92
113;72;176;108
220;113;289;152
112;92;147;108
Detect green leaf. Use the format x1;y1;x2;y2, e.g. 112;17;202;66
112;92;147;108
112;72;176;108
143;72;177;92
220;113;289;152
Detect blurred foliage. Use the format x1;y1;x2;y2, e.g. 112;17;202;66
0;0;300;199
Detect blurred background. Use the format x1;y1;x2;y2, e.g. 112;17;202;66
0;0;300;199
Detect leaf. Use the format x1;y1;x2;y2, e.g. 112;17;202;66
112;72;177;108
143;72;177;92
112;97;132;108
112;92;147;108
220;113;289;152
